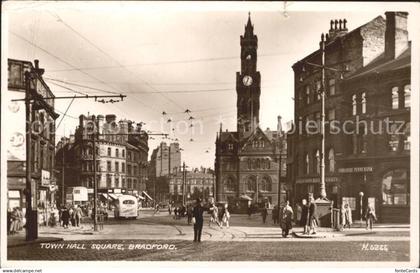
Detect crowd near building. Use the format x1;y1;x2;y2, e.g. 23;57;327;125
55;114;151;205
6;59;59;225
214;14;288;212
288;12;410;222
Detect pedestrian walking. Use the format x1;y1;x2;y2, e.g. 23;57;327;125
192;198;204;242
209;203;221;227
365;202;377;230
272;205;279;225
62;206;70;229
168;203;172;215
9;207;19;235
308;196;318;234
187;205;193;225
300;199;309;234
247;201;252;218
341;202;352;229
221;203;231;228
174;207;178;220
74;205;83;227
261;206;268;224
281;201;294;237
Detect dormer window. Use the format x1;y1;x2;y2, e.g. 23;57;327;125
228;144;234;150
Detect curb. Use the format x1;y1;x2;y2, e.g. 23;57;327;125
8;237;63;248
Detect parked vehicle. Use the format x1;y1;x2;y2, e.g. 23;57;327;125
114;195;138;219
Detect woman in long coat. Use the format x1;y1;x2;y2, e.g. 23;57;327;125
61;207;70;228
281;201;294;237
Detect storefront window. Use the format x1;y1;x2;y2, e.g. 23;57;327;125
382;169;409;205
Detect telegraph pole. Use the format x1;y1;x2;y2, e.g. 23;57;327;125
61;140;65;206
93;130;98;231
319;33;327;199
24;71;36;241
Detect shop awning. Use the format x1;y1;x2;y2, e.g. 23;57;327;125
108;193;119;200
239;195;252;201
142;191;153;200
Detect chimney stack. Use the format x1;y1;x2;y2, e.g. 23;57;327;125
385;12;409;60
328;18;348;41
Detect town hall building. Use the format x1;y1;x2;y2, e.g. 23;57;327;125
214;14;287;209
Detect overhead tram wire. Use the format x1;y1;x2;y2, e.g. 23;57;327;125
47;12;185;112
10;31;124;96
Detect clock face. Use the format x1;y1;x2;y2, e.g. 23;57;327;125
243;75;253;86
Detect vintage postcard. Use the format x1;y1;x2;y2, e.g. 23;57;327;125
1;1;419;272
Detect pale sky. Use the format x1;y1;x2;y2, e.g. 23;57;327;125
3;2;417;168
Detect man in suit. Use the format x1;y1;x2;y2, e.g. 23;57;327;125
192;198;204;242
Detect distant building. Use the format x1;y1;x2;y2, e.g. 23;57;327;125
6;59;59;217
289;12;410;222
147;142;181;202
168;168;215;203
214;14;287;208
56;114;149;203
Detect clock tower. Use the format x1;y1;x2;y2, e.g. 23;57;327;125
236;13;261;138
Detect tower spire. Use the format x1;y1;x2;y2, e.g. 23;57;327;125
245;12;254;37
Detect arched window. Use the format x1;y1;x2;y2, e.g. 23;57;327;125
261;176;272;192
116;148;119;157
247;159;252;170
247;176;257;192
352;94;357;115
107;147;111;156
225;177;235;192
328;148;335;172
382;169;409;205
361;92;367;114
305;153;310;175
392;87;399;109
404;84;411;108
314;150;320;174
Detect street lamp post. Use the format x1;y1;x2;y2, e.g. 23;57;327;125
300;33;348;200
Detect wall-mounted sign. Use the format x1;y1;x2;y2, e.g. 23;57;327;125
338;167;373;173
296;177;339;184
41;170;51;186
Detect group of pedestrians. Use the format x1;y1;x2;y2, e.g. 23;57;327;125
60;204;83;229
8;207;24;235
209;203;230;228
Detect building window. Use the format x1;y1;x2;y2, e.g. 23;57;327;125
352;94;357;115
260;176;272;192
305;153;310;175
308;184;314;194
107;147;111;156
404;84;411;108
314;149;320;174
115;176;119;188
315;80;321;101
392;87;399;109
388;123;400;151
127;165;132;175
122;149;125;157
382;169;409;205
305;85;310;104
361;92;367;114
247;159;252;170
116;148;119;157
403;122;410;151
329;79;336;96
106;174;112;188
246;176;257;192
225;177;235;192
133;165;137;175
122;162;125;172
328;108;336;121
228;143;234;150
115;162;119;172
328;148;335;173
107;161;111;171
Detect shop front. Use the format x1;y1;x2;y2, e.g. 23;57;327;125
338;161;409;223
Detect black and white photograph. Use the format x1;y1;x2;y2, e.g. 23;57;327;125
1;1;419;271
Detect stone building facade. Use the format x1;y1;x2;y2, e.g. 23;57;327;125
288;12;410;222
